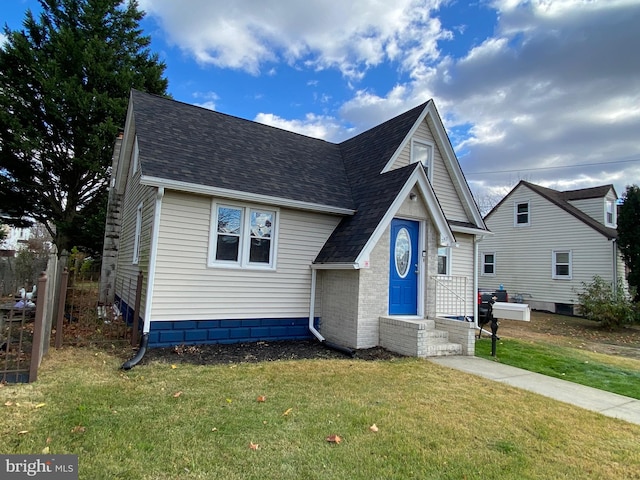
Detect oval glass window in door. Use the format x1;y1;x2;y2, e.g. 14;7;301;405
395;227;411;278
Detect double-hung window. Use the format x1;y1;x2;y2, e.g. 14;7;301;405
552;250;572;279
514;201;530;226
210;203;277;269
411;139;434;180
437;247;451;275
482;252;495;275
605;200;616;227
132;202;143;264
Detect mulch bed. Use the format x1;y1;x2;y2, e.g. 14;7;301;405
139;340;402;366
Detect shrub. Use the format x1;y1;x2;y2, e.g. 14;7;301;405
575;276;638;328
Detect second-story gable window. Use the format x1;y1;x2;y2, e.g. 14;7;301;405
605;200;616;227
514;201;530;226
132;202;143;265
411;139;434;180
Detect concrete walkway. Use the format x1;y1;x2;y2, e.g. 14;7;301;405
430;355;640;426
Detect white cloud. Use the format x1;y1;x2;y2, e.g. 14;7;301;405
140;0;640;199
0;33;7;49
254;112;345;141
334;0;640;198
191;91;219;111
139;0;450;78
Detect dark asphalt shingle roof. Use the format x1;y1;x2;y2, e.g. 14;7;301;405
130;91;468;263
315;102;428;263
132;90;354;210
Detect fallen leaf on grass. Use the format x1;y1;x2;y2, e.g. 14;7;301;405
171;365;177;369
173;391;183;398
71;426;86;434
46;437;52;444
249;442;260;450
369;424;379;433
326;434;342;444
17;430;29;435
282;408;293;416
256;395;266;402
42;446;50;454
4;401;14;407
35;403;46;409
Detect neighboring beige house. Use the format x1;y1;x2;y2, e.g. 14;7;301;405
101;90;490;359
479;181;625;315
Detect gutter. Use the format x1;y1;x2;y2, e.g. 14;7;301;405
308;268;354;357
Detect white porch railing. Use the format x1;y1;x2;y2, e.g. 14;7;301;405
432;275;470;319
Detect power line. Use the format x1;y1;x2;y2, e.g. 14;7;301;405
465;156;640;176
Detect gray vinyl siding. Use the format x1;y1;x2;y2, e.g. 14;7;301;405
450;233;475;315
149;191;341;321
114;155;155;319
481;185;619;306
568;197;606;225
390;118;469;222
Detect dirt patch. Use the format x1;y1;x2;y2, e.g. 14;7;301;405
494;310;640;360
139;340;402;366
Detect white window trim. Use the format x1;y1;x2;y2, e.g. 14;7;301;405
411;139;434;180
132;202;143;265
552;249;572;280
437;246;451;276
208;201;279;270
481;251;496;276
605;199;616;227
514;201;530;227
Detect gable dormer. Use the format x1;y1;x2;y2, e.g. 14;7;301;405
564;185;618;228
381;104;480;226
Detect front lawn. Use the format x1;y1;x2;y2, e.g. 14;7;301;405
1;348;639;479
476;337;640;399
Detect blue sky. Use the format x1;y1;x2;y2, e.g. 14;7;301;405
2;0;640;210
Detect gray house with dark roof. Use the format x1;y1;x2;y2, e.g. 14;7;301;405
480;180;626;315
100;90;489;357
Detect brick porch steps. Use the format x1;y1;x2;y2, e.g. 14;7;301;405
379;316;463;358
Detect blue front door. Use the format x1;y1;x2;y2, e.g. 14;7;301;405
389;219;419;315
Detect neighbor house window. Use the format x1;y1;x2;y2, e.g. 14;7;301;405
482;252;496;275
210;203;277;269
552;250;572;279
132;202;143;264
411;139;434;179
437;247;451;275
514;201;530;226
605;200;616;227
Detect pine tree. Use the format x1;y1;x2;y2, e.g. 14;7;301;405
0;0;168;254
617;185;640;301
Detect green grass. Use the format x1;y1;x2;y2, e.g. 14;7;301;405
1;348;639;480
476;337;640;399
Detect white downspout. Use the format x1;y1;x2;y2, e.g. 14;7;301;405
309;268;325;342
143;186;164;334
